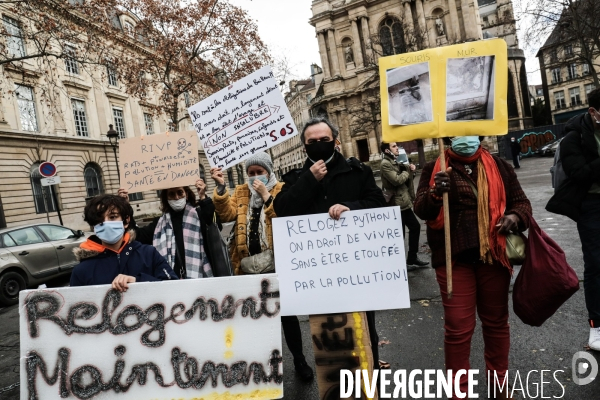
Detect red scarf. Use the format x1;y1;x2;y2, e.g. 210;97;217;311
427;147;510;269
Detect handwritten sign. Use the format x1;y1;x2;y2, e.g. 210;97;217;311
119;131;200;192
379;38;508;142
188;66;298;170
310;312;377;400
272;207;411;316
20;275;283;400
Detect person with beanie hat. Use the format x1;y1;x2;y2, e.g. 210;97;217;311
210;152;314;382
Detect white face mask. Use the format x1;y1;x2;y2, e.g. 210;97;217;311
168;198;187;211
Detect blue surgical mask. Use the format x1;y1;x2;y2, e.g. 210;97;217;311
451;136;480;156
94;221;125;245
249;175;269;186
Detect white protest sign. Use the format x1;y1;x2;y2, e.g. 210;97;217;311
119;131;200;192
188;66;298;170
272;207;411;316
20;275;283;400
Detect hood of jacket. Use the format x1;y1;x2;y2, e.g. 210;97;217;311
73;229;136;261
565;112;599;157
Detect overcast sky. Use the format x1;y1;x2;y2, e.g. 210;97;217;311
230;0;543;85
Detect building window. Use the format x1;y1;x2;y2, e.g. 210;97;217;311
143;113;154;135
30;162;60;213
128;192;143;201
107;64;118;86
3;15;25;58
15;84;38;131
184;92;191;107
64;45;79;75
582;63;590;76
124;21;135;38
536;88;543;96
551;68;561;84
586;83;596;100
550;50;558;62
564;44;573;56
84;163;104;197
379;17;406;56
198;164;205;181
71;99;89;137
227;169;235;189
306;94;312;103
554;91;566;109
112;107;126;138
567;63;578;80
569;87;581;106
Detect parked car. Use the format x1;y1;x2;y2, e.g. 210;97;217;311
536;138;562;157
0;223;86;306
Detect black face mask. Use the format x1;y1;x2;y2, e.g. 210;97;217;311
305;140;336;163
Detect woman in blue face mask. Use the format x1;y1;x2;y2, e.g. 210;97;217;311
209;151;314;382
414;136;532;400
119;180;218;280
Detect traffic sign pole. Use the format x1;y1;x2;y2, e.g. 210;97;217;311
49;185;63;226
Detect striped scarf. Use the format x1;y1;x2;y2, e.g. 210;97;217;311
153;204;213;279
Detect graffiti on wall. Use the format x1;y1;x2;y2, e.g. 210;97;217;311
517;130;556;156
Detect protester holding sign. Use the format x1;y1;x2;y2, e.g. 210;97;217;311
414;136;532;400
71;194;177;289
210;152;314;382
380;141;428;271
273;116;386;367
120;180;216;279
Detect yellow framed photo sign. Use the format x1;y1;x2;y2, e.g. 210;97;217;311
380;38;508;142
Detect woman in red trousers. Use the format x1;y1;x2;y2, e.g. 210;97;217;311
414;136;532;400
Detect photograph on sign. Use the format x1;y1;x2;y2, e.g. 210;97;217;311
187;66;298;170
118;131;200;192
446;56;495;122
20;275;283;400
379;38;508;142
386;62;433;126
272;207;410;316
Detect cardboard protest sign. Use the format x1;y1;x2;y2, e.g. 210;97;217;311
272;207;410;316
188;66;298;170
119;131;200;192
379;38;508;142
310;312;377;400
20;275;283;400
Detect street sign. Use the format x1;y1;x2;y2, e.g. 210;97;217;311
38;162;57;178
40;176;61;186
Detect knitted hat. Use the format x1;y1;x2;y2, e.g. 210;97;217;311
245;152;273;175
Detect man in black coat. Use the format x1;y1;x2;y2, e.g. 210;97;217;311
510;136;521;169
548;88;600;350
274;116;386;369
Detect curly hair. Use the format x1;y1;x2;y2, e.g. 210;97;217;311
84;194;133;227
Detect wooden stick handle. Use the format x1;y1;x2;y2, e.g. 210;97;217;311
437;138;453;299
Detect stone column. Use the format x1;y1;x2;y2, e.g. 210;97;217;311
415;0;427;45
427;17;437;47
360;16;373;64
350;19;364;68
327;29;341;76
461;0;478;41
403;0;415;36
317;31;331;78
447;1;460;42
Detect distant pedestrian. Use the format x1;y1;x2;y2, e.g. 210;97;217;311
510;137;521;169
414;136;532;400
549;88;600;350
380;141;428;270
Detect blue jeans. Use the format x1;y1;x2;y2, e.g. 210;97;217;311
577;193;600;326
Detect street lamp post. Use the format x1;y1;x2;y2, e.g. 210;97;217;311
106;124;120;184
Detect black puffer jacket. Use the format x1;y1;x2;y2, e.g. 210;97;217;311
274;153;386;217
546;113;600;221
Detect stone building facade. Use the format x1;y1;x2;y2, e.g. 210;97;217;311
0;7;239;231
272;65;324;177
536;11;599;125
308;0;531;161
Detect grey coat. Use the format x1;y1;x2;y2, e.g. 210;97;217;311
380;154;415;210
